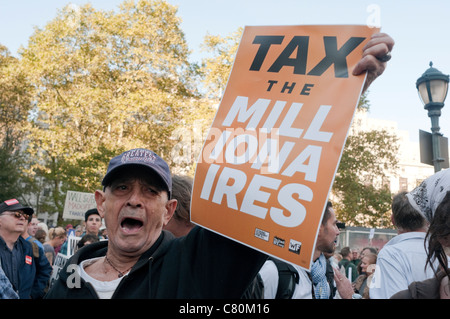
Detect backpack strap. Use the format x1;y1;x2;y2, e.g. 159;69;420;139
270;258;299;299
27;237;40;258
241;273;265;299
325;258;336;299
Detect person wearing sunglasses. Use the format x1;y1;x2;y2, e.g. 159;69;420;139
0;198;51;299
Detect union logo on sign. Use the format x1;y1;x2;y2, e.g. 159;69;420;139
288;239;302;255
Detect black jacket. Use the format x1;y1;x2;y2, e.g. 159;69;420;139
45;227;267;299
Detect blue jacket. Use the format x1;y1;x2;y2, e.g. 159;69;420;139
16;237;52;299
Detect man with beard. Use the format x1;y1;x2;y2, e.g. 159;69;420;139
258;202;357;299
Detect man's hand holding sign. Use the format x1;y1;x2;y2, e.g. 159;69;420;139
354;32;394;93
191;26;393;270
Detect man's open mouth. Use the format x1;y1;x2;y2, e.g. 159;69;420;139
120;217;144;233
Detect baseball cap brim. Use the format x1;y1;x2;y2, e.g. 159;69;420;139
18;206;34;216
0;203;34;216
101;163;171;197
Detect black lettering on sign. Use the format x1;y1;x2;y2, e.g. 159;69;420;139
249;35;284;71
307;36;366;78
249;35;366;78
268;36;309;75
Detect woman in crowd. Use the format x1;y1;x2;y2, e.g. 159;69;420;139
43;226;67;265
353;252;377;299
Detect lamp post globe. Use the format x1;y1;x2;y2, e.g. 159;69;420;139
416;62;449;172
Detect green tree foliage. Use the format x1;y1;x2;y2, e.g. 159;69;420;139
18;0;213;218
332;96;399;228
0;45;32;201
4;5;398;227
200;28;242;100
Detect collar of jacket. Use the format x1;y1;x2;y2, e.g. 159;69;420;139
57;230;175;282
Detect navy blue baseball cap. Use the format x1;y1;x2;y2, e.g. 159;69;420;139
101;148;172;198
0;199;34;216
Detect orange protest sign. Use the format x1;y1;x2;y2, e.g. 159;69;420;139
191;25;379;270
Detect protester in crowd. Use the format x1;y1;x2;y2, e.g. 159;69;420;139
35;229;47;245
20;210;53;299
391;190;450;299
163;174;195;238
23;215;44;250
77;233;100;249
0;199;52;299
257;202;357;299
350;247;360;268
369;191;436;298
360;246;378;258
392;169;450;299
100;226;108;239
59;208;103;255
356;246;378;274
338;247;358;282
83;208;103;239
353;252;377;299
333;252;343;265
37;222;49;241
406;168;450;223
45;148;267;298
75;224;84;237
43;226;67;265
45;32;394;299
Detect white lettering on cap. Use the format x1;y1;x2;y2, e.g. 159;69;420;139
121;149;156;164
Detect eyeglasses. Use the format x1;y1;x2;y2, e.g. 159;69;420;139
0;211;29;220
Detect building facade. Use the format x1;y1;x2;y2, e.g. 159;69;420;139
352;110;435;194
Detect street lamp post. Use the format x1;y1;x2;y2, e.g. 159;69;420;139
416;62;449;172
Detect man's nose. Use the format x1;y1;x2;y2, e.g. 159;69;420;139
126;188;144;207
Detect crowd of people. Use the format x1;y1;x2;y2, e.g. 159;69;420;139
1;32;448;300
0;201;109;299
1;157;449;299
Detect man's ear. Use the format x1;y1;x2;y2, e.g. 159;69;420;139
95;190;106;219
163;199;177;226
390;214;396;227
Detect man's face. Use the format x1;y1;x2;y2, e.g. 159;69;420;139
316;208;340;254
85;214;102;236
27;217;39;237
95;168;176;257
0;210;29;235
